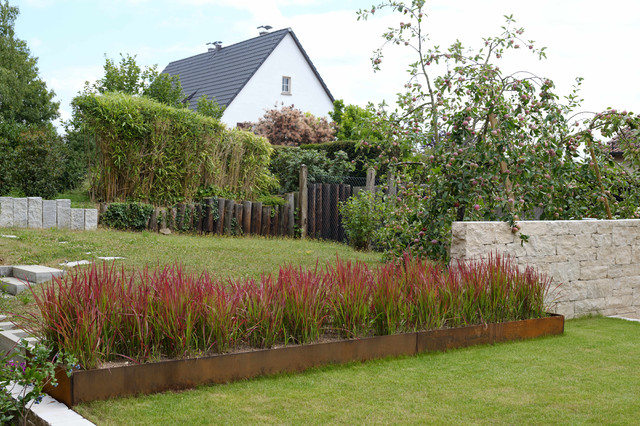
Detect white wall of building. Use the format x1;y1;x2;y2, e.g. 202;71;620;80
221;33;334;127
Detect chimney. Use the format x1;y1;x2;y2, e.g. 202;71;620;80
207;41;223;52
257;25;273;36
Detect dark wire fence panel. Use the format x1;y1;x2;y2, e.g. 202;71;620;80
307;183;354;242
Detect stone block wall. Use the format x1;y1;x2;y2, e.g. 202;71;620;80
450;220;640;319
0;197;97;231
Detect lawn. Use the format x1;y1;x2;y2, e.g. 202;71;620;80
0;228;381;318
73;316;639;424
0;228;381;277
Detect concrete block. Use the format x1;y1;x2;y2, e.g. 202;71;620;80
591;233;612;248
605;294;634;309
12;265;64;283
574;298;606;315
519;221;551;236
56;199;71;229
0;197;13;228
42;199;57;229
596;247;617;264
524;235;557;257
0;266;12;277
13;198;27;228
27;197;43;229
596;222;614;235
566;221;597;235
71;208;84;230
614;246;632;265
608;264;640;279
613;224;640;246
548;301;575;318
580;264;608;280
84;208;98;230
0;277;31;295
556;235;578;256
545;262;580;283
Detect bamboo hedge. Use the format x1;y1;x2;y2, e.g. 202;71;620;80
73;93;276;204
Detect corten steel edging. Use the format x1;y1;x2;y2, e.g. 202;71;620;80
46;314;563;406
416;313;564;353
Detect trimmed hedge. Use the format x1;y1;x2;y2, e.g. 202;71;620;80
73;93;275;205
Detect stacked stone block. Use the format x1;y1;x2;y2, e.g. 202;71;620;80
0;197;97;231
450;220;640;319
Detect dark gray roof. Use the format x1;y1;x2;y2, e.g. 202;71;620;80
162;28;334;110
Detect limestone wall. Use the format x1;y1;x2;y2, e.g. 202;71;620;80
450;220;640;319
0;197;97;231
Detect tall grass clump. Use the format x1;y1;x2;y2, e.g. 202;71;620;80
24;253;551;369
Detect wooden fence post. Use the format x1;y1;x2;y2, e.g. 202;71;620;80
242;201;252;234
387;169;397;198
299;164;308;239
366;167;376;192
286;193;295;237
224;200;234;235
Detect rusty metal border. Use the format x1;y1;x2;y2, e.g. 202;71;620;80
46;314;563;406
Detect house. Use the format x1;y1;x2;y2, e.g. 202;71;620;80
162;28;334;127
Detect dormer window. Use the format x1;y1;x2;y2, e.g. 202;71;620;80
282;76;291;95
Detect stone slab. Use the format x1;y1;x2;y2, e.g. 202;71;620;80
56;199;71;229
84;208;98;230
27;197;43;229
0;197;13;228
12;265;64;283
43;199;58;229
13;198;28;228
0;266;12;277
71;208;85;230
59;260;91;267
0;277;32;295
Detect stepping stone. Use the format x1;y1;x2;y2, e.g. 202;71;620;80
0;266;12;277
12;265;64;283
0;277;33;295
60;260;91;267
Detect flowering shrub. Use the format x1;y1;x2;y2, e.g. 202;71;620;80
357;1;640;261
0;340;77;424
27;256;550;369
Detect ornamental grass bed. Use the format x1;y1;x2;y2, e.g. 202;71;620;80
23;253;554;370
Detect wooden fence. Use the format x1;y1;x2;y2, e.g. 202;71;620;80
99;196;298;237
99;167;381;242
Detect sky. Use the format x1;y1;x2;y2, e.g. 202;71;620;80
13;0;640;130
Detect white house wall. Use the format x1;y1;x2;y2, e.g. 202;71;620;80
221;33;334;127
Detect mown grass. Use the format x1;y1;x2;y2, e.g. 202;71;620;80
0;228;380;276
0;228;381;319
73;316;640;425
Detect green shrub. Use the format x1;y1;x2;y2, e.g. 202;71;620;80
72;93;275;204
269;146;353;193
339;190;389;250
299;140;383;177
8;124;66;198
101;202;154;231
257;194;286;207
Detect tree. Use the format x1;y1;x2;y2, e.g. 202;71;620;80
0;1;67;197
0;1;59;126
329;99;384;141
356;0;640;261
251;105;334;146
83;53;185;108
196;94;225;120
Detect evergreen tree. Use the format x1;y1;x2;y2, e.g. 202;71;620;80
0;1;59;127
